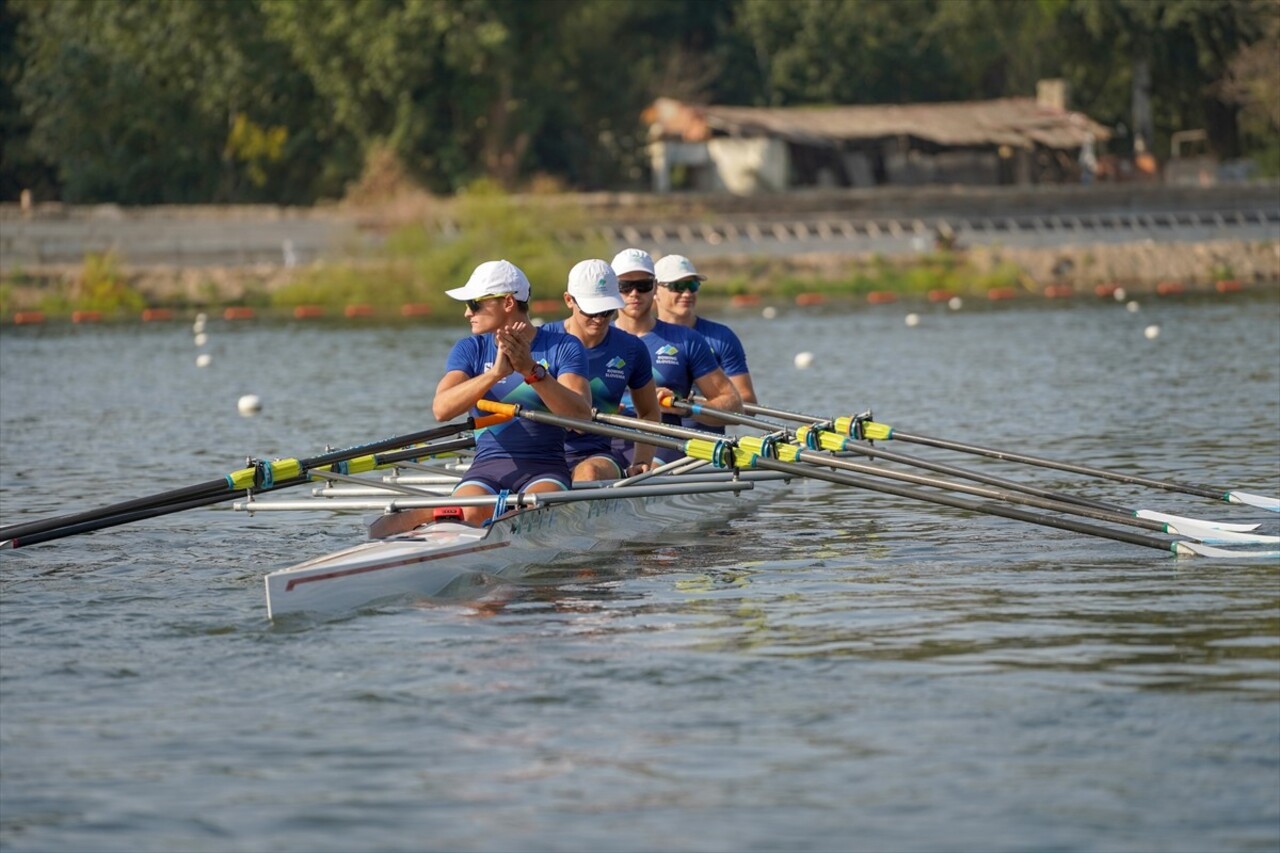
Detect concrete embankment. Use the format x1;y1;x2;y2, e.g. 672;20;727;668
1;184;1277;317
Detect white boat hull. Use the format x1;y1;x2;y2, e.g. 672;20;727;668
264;472;789;618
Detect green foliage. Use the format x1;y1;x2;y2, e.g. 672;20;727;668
3;0;1278;201
74;252;146;314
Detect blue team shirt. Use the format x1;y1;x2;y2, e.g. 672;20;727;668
683;316;750;433
622;319;721;427
542;322;653;457
443;326;587;464
693;316;750;377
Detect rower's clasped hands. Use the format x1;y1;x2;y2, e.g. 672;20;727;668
491;321;537;377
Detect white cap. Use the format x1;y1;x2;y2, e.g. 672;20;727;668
566;259;624;313
654;254;706;283
610;247;655;277
445;259;531;302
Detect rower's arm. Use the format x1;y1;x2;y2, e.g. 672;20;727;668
728;372;758;406
433;369;504;421
531;371;592;421
628;379;661;468
688;367;743;423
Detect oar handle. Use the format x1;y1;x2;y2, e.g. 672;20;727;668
476;400;519;417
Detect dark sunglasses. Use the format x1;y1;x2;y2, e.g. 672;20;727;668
465;294;505;312
661;279;701;293
618;278;656;294
579;307;617;320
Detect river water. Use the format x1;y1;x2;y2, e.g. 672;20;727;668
1;293;1278;852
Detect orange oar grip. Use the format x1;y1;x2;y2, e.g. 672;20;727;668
658;393;676;408
476;399;518;417
473;412;513;429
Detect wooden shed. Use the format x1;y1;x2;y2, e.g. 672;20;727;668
643;83;1112;194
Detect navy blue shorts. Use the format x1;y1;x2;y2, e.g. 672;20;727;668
454;456;571;494
566;447;628;478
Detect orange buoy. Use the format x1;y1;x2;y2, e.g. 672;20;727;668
927;289;956;303
71;310;103;323
223;306;256;320
1214;279;1243;294
794;293;825;307
12;311;46;325
343;304;374;318
1043;284;1074;299
530;299;564;314
141;308;174;322
866;291;898;305
987;287;1018;301
400;303;433;317
292;305;326;319
1155;281;1185;296
1094;284;1119;298
729;294;761;307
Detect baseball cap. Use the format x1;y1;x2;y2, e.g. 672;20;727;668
566;259;624;313
445;259;531;302
610;247;655;277
654;254;706;283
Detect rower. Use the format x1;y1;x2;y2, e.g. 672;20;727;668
653;253;757;435
610;248;741;460
432;260;591;527
541;258;662;482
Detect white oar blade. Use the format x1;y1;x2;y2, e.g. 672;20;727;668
1166;522;1280;545
1174;541;1280;559
1227;491;1280;512
1136;510;1260;532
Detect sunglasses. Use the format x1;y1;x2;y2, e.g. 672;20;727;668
465;294;506;312
618;278;656;295
579;307;617;320
661;279;701;293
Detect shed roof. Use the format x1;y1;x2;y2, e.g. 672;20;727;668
643;97;1111;150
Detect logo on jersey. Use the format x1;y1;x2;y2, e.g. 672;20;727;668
655;344;678;357
604;355;627;381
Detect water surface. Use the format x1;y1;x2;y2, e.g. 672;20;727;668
2;294;1278;852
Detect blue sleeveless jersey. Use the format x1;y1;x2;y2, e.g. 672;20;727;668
443;326;587;464
542;322;653;456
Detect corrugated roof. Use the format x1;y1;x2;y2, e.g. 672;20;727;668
644;97;1111;150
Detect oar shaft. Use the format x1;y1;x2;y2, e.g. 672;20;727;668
1;436;477;549
484;402;1181;555
886;428;1227;500
738;402;1248;504
0;419;485;543
677;398;1130;514
749;454;1178;553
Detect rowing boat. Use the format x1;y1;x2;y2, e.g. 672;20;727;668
3;396;1274;623
247;461;795;619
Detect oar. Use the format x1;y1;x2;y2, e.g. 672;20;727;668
664;398;1275;543
0;413;507;547
740;402;1280;513
475;401;1277;559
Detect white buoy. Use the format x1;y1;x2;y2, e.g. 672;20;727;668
193;313;207;334
1126;300;1140;313
237;394;262;415
195;353;212;368
947;296;963;311
1113;287;1127;302
1144;324;1160;340
194;332;208;347
762;306;778;320
904;313;920;327
793;351;814;369
531;317;545;327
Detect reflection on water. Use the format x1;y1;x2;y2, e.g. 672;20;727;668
1;295;1278;851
